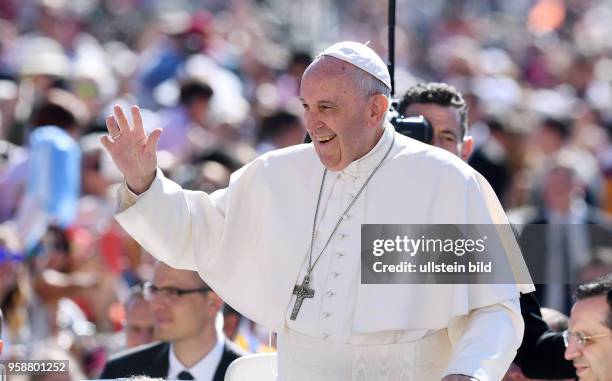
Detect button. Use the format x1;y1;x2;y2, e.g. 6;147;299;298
338;233;348;239
322;312;331;318
326;290;335;297
348;194;356;199
336;252;344;259
331;272;339;278
352;176;359;181
322;333;330;339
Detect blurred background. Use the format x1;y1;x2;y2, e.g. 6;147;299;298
1;0;612;379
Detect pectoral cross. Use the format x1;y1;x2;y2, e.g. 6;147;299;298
290;274;315;320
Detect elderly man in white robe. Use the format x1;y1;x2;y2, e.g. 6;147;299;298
101;41;533;381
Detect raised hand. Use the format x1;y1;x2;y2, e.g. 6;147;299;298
100;105;162;194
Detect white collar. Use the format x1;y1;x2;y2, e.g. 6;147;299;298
338;122;394;175
168;335;225;381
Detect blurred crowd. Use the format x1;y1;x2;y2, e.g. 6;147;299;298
1;0;612;380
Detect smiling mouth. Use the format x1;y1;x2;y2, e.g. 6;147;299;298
317;134;336;143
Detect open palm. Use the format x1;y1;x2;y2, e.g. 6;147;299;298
100;105;162;194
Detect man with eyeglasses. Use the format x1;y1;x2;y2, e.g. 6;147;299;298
101;262;245;380
563;274;612;381
124;286;155;349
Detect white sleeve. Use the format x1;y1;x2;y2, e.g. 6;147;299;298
115;168;227;271
443;298;523;381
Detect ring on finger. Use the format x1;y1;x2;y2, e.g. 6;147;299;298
110;132;122;140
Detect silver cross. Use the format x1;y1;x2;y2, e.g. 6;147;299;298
290;274;315;320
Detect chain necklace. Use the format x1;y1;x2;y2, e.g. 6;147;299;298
290;131;395;320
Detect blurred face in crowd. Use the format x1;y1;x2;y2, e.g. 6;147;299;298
535;124;564;155
543;167;578;213
403;103;473;161
125;295;155;348
147;263;221;344
188;98;210;125
564;295;612;381
300;57;388;171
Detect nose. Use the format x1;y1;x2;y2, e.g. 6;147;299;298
564;340;580;361
303;111;323;134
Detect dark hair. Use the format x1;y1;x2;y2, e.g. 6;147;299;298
289;51;312;69
541;117;571;140
257;110;301;143
30;89;88;132
179;79;214;106
45;225;70;254
574;274;612;329
32;103;78;130
398;82;468;138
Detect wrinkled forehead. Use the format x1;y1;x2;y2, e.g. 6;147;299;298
303;56;361;85
300;57;363;99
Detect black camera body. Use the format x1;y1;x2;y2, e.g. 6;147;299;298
390;114;433;144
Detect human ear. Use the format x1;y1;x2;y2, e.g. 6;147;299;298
367;94;389;128
208;293;223;315
460;136;474;161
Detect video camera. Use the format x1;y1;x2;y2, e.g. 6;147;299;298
389;105;433;144
386;0;433;145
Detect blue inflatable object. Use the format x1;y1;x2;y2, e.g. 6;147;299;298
27;126;81;228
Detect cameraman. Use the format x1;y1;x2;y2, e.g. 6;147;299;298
398;82;473;161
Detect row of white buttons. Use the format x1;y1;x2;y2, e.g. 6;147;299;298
320;206;353;340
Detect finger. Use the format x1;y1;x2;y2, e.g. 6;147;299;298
131;105;146;140
100;135;113;152
113;105;130;133
145;128;163;154
106;115;120;136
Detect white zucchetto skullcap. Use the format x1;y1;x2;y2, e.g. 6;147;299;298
319;41;391;90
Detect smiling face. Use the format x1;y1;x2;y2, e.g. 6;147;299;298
300;57;387;171
565;295;612;381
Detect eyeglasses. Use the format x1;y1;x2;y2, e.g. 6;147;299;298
142;282;211;302
562;330;612;348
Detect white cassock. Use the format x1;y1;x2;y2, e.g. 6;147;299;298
116;124;534;381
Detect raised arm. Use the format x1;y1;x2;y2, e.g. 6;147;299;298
100;105;162;194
